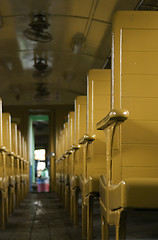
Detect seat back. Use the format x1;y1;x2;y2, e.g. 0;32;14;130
20;135;24;179
74;96;87;177
21;136;25;160
59;129;64;182
16;130;21;177
64;122;69;183
86;69;111;178
64;122;68;152
24;139;28;193
68;111;74;179
0;100;3;179
0;99;3;149
55;128;61;184
24;140;29;179
17;130;22;158
61;126;66;182
111;11;158;184
12;124;18;177
11;123;18;178
2;113;12;178
2;113;12;153
11;123;18;157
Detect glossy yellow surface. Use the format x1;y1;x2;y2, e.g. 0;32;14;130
2;113;11;153
61;128;65;204
24;139;29;197
64;122;71;211
70;96;87;226
58;129;64;201
15;130;21;208
0;111;9;228
74;96;87;179
65;111;74;213
20;136;25;201
79;69;111;239
0;105;28;229
97;11;158;240
11;123;18;156
2;113;11;217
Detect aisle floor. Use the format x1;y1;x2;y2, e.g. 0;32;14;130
1;192;158;240
0;193;82;240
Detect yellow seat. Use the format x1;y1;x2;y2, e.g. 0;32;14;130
79;69;111;239
3;113;13;219
60;124;66;205
57;129;65;202
55;158;60;195
55;120;64;194
15;130;21;207
0;111;9;229
55;109;72;194
63;122;71;211
11;123;18;213
24;140;29;196
19;135;25;201
60;129;66;204
64;112;74;214
55;129;61;195
97;11;158;240
11;124;20;208
70;96;87;226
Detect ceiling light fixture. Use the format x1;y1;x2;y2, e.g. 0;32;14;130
24;12;52;43
72;33;85;54
33;54;52;77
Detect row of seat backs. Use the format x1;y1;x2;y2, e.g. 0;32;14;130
56;69;111;180
0;99;28;160
57;11;158;186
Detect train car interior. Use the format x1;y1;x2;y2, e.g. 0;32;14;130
0;0;158;240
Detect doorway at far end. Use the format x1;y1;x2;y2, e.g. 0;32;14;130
29;114;50;192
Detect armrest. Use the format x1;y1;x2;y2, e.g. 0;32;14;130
96;109;129;130
56;158;60;163
0;146;6;152
71;144;80;151
61;154;66;160
79;134;95;144
65;150;72;156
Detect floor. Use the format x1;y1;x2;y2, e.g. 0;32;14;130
0;193;82;240
0;192;158;240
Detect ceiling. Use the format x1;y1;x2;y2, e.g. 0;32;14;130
0;0;144;106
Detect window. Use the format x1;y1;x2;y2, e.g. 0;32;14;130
34;149;46;161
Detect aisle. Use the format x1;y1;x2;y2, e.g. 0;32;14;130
1;192;158;240
0;193;82;240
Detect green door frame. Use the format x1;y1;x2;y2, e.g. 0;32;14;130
29;114;49;188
